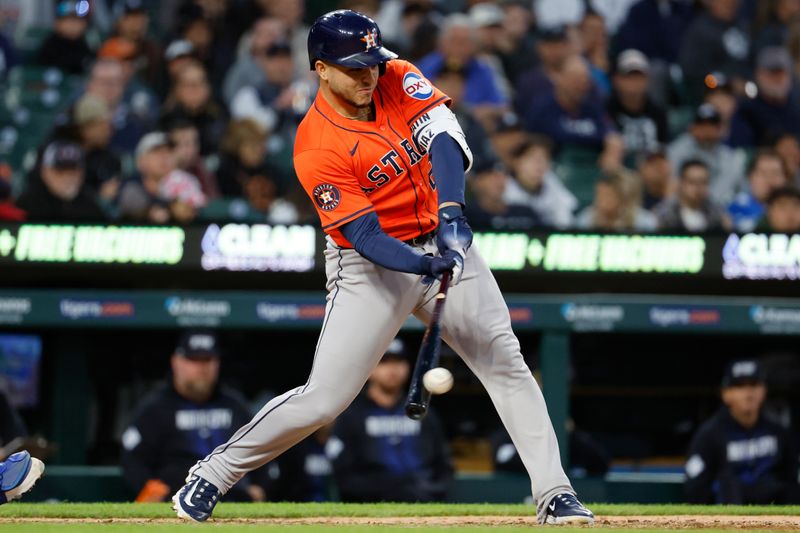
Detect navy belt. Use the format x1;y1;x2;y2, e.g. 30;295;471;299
404;231;436;247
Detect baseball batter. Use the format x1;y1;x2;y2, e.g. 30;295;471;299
173;10;593;525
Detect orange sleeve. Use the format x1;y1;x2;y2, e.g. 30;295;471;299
383;60;452;126
295;149;375;232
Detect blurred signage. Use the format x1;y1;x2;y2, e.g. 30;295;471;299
0;224;184;264
722;233;800;280
200;223;316;272
473;232;706;274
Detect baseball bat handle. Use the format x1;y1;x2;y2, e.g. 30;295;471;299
404;271;451;420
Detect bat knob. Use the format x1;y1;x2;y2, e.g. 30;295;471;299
405;402;428;420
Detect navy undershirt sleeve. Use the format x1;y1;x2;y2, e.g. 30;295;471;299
341;211;432;274
429;134;466;207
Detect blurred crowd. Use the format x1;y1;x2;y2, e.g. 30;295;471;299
2;0;800;233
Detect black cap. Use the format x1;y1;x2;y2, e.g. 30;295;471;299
380;337;408;362
694;103;722;125
538;25;568;42
265;40;292;57
175;330;221;359
42;141;84;169
757;46;792;72
722;359;765;387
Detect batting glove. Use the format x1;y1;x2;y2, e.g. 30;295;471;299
437;205;473;259
421;249;463;286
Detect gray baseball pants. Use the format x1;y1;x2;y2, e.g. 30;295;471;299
188;237;574;520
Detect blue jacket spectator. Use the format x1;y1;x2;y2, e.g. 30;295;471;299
729;47;800;148
417;14;507;109
614;0;694;63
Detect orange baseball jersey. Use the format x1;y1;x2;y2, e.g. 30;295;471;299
294;59;451;248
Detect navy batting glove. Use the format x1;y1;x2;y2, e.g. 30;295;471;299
437;205;473;259
421;250;463;285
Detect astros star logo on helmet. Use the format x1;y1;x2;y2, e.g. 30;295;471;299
361;29;378;51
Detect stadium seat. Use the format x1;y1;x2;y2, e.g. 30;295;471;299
554;145;602;208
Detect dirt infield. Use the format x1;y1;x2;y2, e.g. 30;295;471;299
2;515;800;529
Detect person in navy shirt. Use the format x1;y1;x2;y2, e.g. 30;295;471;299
121;330;264;503
684;359;799;504
729;47;800;148
327;338;453;502
525;55;624;169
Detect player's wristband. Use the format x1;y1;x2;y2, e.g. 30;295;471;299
438;205;463;222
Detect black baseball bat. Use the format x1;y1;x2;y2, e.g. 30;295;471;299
405;270;451;420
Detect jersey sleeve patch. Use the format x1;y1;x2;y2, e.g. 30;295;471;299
313;183;342;211
402;71;433;100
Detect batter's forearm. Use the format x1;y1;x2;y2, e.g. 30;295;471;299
341;212;432;274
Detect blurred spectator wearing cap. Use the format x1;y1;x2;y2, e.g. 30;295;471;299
514;25;573;119
525;55;625;172
111;0;162;88
576;169;657;231
159;39;196;100
16;141;105;221
230;40;307;135
166;119;219;201
376;0;440;61
327;338;453;503
679;0;751;105
504;135;577;229
759;185;800;232
418;14;508;129
637;147;676;211
654;159;732;232
728;148;789;231
464;161;539;231
223;17;287;106
607;49;669;161
160;60;227;156
121;330;265;503
72;93;122;211
84;57;158;153
668;103;745;205
729;47;800;147
684;359;799;504
467;3;515;96
117;131;205;224
36;0;93;75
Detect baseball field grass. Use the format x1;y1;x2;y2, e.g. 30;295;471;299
1;503;799;532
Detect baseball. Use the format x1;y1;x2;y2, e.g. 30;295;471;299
423;367;454;395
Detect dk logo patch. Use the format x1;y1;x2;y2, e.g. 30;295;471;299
313;183;341;211
402;72;433;100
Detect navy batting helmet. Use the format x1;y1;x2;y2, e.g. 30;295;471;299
307;10;397;71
